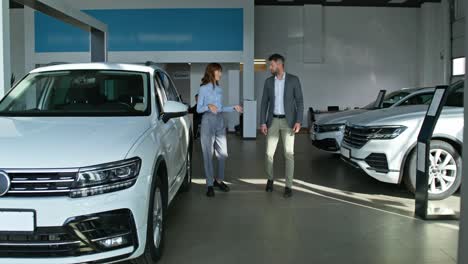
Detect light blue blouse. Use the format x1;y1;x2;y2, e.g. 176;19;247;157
197;83;235;114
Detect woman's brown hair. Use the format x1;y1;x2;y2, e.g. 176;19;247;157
201;63;222;87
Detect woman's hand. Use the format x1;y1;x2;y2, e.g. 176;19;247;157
208;104;218;114
234;105;243;113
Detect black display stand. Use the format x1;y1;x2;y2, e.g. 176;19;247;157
415;85;458;220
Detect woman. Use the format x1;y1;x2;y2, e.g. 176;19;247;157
197;63;243;197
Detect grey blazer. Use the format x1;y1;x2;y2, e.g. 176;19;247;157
260;73;304;128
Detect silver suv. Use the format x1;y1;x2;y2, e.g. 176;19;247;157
340;81;464;200
311;87;435;153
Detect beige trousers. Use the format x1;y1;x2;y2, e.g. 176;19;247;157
265;118;295;188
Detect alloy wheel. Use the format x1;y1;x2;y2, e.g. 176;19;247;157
428;149;457;195
152;187;163;248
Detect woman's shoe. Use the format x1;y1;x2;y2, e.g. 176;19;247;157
206;187;215;197
214;181;230;192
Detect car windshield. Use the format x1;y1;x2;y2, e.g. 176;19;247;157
0;70;150;116
363;90;410;109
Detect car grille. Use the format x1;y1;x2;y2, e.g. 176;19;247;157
313;123;319;132
0;209;137;258
3;169;78;197
312;138;339;151
0;226;92;257
365;153;389;172
343;125;372;148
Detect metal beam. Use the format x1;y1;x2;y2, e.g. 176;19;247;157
13;0;107;62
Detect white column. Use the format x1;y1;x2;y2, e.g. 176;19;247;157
227;70;240;132
190;63;204;106
10;9;25;82
458;3;468;264
242;0;256;138
90;28;107;62
24;6;35;73
0;0;11;98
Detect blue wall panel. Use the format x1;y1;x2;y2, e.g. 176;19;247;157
35;12;89;52
35;8;244;52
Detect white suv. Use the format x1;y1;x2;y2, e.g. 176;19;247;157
340;81;464;200
311;87;435;153
0;63;192;263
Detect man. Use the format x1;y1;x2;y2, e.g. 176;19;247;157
260;54;304;198
188;94;202;139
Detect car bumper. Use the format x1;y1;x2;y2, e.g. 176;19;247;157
340;137;410;184
311;131;344;153
0;176;151;263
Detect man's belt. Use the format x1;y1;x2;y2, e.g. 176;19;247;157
273;115;286;119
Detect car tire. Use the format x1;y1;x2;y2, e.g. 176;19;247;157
404;140;462;200
180;147;192;192
131;169;167;264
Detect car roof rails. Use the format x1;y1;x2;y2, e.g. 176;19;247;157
144;61;160;67
143;61;164;71
42;62;69;67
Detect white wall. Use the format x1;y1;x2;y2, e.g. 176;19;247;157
256;6;425;125
419;3;447;86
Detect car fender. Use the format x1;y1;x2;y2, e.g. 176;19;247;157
398;134;463;184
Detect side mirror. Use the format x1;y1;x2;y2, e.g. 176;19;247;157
161;101;188;123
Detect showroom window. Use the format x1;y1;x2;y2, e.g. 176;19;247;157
452;57;465;76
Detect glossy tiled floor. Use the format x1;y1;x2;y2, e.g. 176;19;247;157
123;134;459;264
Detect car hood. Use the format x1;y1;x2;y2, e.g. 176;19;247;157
316;109;369;125
0;117;150;168
347;105;462;126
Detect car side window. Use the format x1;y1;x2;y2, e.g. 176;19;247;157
153;73;166;114
156;71;180;102
400;93;433;106
382;92;409;108
445;85;464;107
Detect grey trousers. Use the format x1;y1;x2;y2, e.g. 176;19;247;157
265;118;295;188
200;113;228;187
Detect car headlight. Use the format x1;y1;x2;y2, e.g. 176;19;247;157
70;157;141;198
367;126;407;140
318;124;345;133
